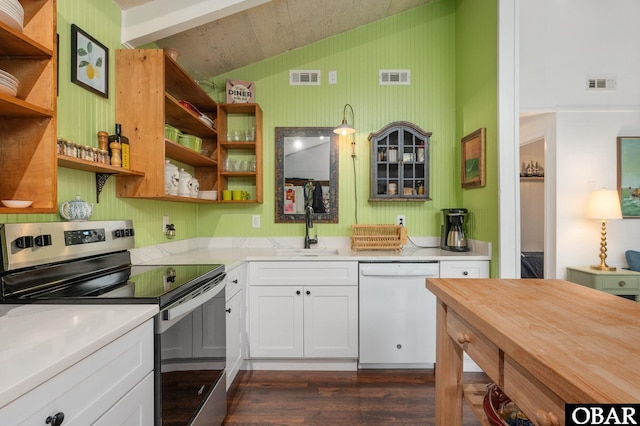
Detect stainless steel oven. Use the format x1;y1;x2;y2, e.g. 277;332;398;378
0;221;227;425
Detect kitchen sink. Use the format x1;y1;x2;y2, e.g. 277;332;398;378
275;248;340;256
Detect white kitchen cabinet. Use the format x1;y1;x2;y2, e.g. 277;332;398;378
0;320;154;425
93;373;154;426
439;259;489;373
439;260;489;278
248;261;358;359
226;263;247;389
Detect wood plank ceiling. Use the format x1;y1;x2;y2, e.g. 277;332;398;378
113;0;434;78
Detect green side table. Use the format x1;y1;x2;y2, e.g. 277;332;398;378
566;266;640;302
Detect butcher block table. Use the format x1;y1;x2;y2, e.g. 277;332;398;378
425;278;640;426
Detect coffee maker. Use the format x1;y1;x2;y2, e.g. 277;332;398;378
440;208;469;252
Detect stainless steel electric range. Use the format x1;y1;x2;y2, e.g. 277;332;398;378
0;220;227;426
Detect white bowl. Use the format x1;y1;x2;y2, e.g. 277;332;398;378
2;199;32;208
198;190;217;200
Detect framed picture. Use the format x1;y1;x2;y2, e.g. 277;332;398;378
461;128;486;189
617;136;640;218
71;24;108;98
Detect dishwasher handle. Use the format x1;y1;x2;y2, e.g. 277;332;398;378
359;265;439;278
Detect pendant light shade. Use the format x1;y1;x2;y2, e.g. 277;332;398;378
334;104;356;135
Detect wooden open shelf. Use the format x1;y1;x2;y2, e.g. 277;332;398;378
0;0;57;214
464;384;491;426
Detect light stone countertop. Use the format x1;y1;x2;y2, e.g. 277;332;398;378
130;236;491;267
0;304;158;409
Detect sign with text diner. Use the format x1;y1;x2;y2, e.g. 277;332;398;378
226;79;255;103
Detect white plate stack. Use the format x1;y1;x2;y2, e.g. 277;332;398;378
0;0;24;32
199;115;214;128
0;68;19;97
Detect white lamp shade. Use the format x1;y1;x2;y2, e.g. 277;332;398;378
586;188;623;220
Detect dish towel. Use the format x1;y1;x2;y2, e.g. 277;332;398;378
312;182;326;213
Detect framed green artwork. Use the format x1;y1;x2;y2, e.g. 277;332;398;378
461;128;486;189
617;136;640;218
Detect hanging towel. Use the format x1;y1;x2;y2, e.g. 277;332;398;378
312;182;326;213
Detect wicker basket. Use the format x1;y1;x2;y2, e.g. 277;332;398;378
351;224;408;252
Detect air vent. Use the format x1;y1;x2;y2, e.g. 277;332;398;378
379;70;411;85
586;75;617;91
289;70;321;85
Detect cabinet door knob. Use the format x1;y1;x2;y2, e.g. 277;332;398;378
226;308;231;313
619;281;626;287
456;332;470;344
46;412;65;426
306;290;311;295
296;290;301;295
462;271;469;276
232;279;238;284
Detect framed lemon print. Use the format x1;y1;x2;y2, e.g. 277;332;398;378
71;24;108;98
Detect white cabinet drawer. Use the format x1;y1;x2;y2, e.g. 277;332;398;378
439;260;489;278
93;372;154;426
0;320;154;425
249;261;358;286
226;263;247;300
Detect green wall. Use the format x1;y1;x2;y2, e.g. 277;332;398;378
199;1;460;239
1;0;499;274
455;0;499;275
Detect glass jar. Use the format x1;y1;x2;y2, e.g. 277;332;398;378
388;147;398;162
99;149;109;164
83;145;93;161
65;141;76;157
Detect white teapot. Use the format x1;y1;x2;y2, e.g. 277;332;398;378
60;195;94;221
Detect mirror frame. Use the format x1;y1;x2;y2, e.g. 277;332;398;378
275;127;339;223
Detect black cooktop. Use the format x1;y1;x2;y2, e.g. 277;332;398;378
1;253;224;307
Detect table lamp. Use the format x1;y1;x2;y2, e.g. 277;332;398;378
586;188;623;271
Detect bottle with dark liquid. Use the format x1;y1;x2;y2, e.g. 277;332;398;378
109;123;130;169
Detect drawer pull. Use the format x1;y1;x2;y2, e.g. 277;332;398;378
456;332;470;344
535;409;559;426
232;279;239;284
619;280;626;287
46;412;65;426
462;271;469;276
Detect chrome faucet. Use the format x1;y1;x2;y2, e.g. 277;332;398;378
304;206;318;249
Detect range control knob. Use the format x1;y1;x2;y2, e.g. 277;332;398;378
14;236;34;249
35;234;53;247
114;228;135;238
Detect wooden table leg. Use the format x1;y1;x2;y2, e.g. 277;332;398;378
435;298;464;426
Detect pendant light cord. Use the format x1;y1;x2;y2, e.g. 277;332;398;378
352;154;358;224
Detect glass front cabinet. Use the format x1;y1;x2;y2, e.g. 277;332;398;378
368;122;431;201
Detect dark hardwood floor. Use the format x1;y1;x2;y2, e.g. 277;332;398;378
223;369;489;425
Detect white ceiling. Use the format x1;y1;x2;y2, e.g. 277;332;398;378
113;0;434;78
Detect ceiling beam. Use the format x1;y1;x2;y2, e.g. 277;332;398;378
120;0;272;47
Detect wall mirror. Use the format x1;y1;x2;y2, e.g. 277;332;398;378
275;127;339;223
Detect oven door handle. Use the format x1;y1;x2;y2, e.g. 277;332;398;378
163;273;226;321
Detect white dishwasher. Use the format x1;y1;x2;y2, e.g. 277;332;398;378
359;262;439;368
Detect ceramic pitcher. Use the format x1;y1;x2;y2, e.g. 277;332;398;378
177;168;192;196
189;178;199;198
165;160;179;195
